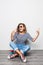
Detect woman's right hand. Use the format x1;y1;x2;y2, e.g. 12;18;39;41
11;29;17;41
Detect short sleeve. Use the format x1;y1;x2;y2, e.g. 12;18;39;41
27;33;33;41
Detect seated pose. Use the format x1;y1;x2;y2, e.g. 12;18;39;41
8;23;40;62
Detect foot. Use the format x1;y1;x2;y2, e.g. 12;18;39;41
7;53;18;59
7;55;11;59
20;54;26;63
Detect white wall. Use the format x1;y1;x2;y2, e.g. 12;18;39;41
0;0;43;50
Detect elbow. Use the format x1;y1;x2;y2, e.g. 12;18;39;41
32;38;36;42
11;39;14;41
32;40;35;42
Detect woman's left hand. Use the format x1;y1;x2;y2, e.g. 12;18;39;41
36;28;40;36
32;28;40;42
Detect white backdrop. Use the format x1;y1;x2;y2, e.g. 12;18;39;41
0;0;43;50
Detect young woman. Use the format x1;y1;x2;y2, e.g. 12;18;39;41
8;23;40;62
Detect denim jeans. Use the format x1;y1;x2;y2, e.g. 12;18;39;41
9;41;30;54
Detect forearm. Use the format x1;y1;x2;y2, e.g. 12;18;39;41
32;31;39;42
11;30;16;41
11;33;14;41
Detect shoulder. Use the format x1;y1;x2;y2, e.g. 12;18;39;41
24;33;29;37
25;32;29;35
25;32;31;37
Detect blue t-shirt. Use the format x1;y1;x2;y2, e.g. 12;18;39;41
14;32;33;44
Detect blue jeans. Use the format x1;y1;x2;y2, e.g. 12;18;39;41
9;41;30;54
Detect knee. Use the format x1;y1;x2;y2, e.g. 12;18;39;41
26;45;30;50
9;41;14;46
9;41;18;50
9;41;16;47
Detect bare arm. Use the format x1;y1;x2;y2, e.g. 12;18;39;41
11;29;17;41
32;29;40;42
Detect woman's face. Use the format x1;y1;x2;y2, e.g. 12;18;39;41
19;24;25;33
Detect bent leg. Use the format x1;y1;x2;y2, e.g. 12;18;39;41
20;45;30;54
9;41;19;58
9;41;24;56
9;41;26;62
9;41;18;50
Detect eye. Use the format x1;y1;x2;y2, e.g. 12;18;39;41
20;26;22;28
19;26;23;28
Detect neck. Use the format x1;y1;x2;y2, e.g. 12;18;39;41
19;32;25;34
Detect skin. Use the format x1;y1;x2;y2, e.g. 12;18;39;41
11;25;40;42
10;24;40;58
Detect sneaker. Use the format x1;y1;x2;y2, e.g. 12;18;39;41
7;55;11;59
7;53;18;59
20;54;27;63
7;55;15;59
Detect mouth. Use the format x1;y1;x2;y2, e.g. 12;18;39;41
19;29;23;32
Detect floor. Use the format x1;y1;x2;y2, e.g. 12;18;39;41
0;50;43;65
